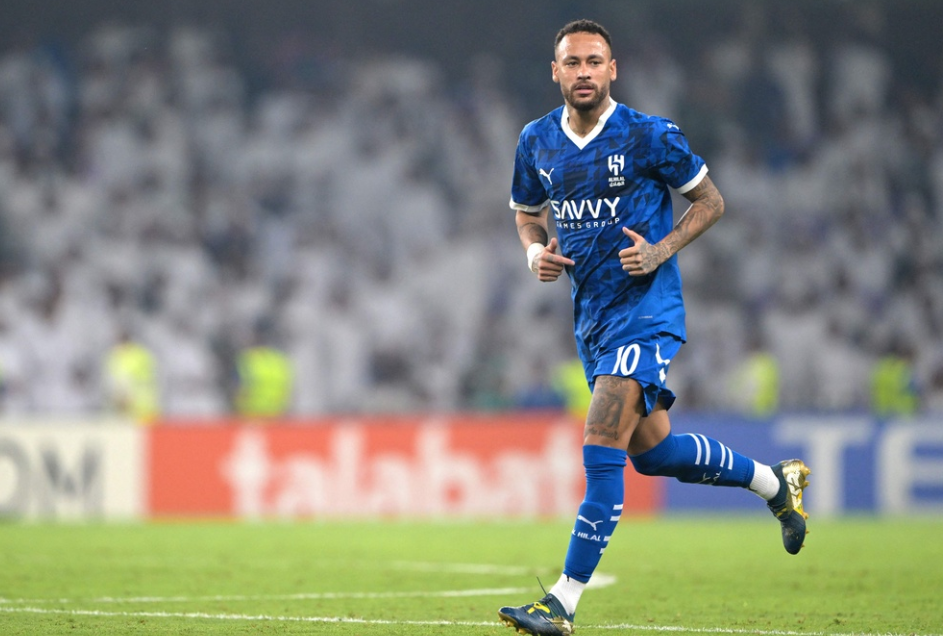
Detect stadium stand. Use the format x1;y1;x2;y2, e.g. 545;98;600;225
0;2;941;416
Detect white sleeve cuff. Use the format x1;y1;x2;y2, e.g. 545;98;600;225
675;164;708;194
510;198;550;212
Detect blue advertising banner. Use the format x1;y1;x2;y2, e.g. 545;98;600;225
660;414;943;516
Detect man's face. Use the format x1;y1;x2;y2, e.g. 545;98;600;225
552;32;617;113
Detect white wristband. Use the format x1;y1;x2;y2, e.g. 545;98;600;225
526;243;545;273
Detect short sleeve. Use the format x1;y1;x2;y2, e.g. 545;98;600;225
509;126;550;211
650;119;707;193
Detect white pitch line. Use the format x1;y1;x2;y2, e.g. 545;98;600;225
0;606;494;626
2;560;931;636
0;581;618;606
0;587;534;605
0;563;616;606
0;606;938;636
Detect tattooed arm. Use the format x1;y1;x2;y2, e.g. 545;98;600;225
516;208;551;249
619;174;725;276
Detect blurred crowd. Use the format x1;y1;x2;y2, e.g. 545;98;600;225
0;3;941;420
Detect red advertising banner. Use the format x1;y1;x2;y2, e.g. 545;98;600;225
147;413;661;519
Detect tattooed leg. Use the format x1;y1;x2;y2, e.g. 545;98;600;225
584;375;644;449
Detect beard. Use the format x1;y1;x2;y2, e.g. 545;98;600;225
562;83;609;112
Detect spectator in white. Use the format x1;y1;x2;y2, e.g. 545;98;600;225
765;7;820;149
150;312;225;417
826;4;891;123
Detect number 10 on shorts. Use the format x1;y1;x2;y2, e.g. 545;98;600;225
611;343;641;376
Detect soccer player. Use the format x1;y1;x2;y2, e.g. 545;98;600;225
498;20;811;636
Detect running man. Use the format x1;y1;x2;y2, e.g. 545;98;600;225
498;19;810;636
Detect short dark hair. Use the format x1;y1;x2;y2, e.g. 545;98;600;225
554;19;612;52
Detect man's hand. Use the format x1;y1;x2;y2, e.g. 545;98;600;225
530;238;575;282
619;227;669;276
619;176;724;277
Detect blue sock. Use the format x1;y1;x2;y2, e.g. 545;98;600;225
562;445;627;584
629;433;755;487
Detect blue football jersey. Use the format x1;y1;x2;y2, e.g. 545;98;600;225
510;98;707;381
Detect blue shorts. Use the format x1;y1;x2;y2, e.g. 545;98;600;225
585;332;683;416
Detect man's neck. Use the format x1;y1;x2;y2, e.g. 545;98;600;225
564;99;611;137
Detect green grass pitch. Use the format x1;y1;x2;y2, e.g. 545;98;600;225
1;516;941;635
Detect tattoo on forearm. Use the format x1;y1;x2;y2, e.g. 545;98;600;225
517;221;548;246
662;178;724;257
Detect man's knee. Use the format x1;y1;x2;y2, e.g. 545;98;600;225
629;433;676;476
